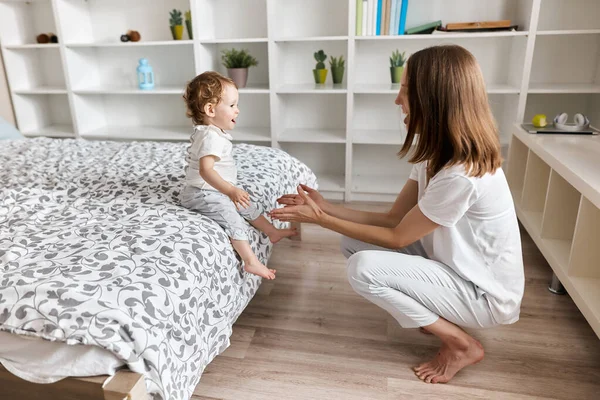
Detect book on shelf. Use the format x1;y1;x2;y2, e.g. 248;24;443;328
445;20;514;31
406;20;442;35
355;0;409;36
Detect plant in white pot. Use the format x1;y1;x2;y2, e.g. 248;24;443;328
221;48;258;88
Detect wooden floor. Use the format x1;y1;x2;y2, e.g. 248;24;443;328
193;204;600;400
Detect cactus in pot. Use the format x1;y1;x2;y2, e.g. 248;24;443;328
169;9;184;40
390;50;407;84
313;49;328;84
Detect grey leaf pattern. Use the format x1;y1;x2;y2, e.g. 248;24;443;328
0;138;317;400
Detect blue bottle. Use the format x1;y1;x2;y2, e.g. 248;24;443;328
137;58;154;90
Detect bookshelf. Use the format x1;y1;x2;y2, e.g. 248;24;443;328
0;0;598;202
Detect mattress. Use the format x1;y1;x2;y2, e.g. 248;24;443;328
0;138;317;399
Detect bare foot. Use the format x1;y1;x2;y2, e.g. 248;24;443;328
244;259;276;280
413;337;484;383
268;228;297;244
419;327;433;335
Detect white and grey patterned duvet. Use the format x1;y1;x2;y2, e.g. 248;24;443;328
0;138;317;400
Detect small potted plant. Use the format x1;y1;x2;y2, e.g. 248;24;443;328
221;48;258;88
313;50;328;84
185;10;193;39
330;55;345;85
390;50;407;84
169;9;184;40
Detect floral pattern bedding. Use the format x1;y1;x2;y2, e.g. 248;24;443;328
0;138;317;400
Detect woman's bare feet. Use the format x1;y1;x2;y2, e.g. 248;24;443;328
268;228;297;244
413;336;484;384
243;259;276;280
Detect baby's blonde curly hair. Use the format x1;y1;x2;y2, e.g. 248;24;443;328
183;71;236;125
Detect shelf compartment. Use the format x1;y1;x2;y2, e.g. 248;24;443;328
521;151;551;232
276;40;348;88
232;93;271;141
278;129;346;143
197;42;269;90
194;0;267;41
278;143;345;193
3;47;66;92
73;94;189;140
12;94;74;138
354;36;527;93
524;94;600;135
56;0;192;44
570;197;600;278
351;144;411;195
229;128;271;143
352;94;404;142
537;0;600;32
65;45;195;92
489;94;520;146
540;170;581;272
0;0;57;46
271;0;348;39
277;94;346;142
530;35;600;90
352;129;403;145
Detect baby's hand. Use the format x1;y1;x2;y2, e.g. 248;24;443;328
228;187;251;210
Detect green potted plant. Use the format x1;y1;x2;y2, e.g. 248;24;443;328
390;50;407;84
329;55;345;85
185;10;193;39
169;9;184;40
313;50;328;84
221;48;258;88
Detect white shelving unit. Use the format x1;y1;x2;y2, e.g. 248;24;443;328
507;125;600;338
0;0;598;201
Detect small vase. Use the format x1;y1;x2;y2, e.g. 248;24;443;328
227;68;249;88
331;66;345;84
390;66;404;84
185;20;193;39
171;25;184;40
313;69;328;84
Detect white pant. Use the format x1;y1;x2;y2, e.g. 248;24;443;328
342;236;498;329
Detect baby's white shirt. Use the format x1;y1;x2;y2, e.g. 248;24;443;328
185;124;236;191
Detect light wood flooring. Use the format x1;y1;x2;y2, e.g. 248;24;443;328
193;203;600;400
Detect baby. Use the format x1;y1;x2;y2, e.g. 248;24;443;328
181;71;296;279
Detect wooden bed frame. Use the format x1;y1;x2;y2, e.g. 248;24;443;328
0;365;148;400
0;222;302;400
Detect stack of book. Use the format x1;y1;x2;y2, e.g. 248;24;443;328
355;0;409;36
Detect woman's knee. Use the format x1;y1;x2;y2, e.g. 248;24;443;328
340;235;363;259
346;251;377;288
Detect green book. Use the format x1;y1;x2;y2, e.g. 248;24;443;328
356;0;363;35
406;20;442;35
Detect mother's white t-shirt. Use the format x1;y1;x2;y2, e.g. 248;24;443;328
410;162;524;324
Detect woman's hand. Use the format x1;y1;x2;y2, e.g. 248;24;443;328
277;184;327;209
270;186;325;224
228;187;251;210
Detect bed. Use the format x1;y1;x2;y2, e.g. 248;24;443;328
0;137;317;400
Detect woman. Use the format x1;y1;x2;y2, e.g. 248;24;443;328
270;45;524;384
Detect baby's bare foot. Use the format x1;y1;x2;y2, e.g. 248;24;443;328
244;260;276;280
268;228;298;244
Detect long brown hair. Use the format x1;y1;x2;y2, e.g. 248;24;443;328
398;45;502;179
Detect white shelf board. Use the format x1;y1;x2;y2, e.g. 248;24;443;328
230;128;271;142
278;129;346;143
277;83;347;94
65;40;193;48
354;31;528;40
72;86;184;95
199;38;268;44
238;84;270;94
352;129;403;145
274;36;348;42
353;83;519;94
81;126;190;141
21;124;74;138
528;83;600;94
12;86;67;94
352;175;407;194
2;44;60;49
316;174;345;193
537;29;600;36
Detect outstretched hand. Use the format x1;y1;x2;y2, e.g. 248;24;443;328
270;185;324;224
